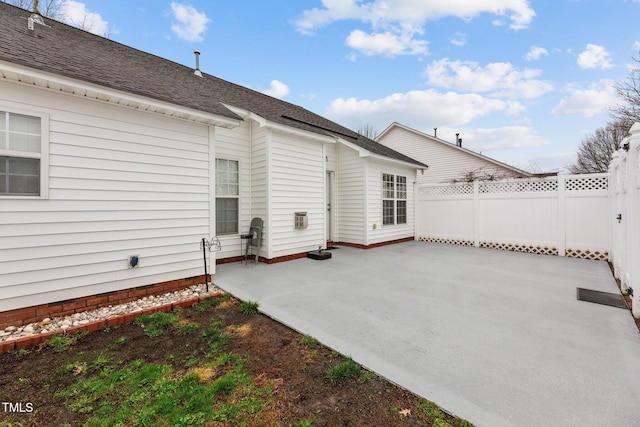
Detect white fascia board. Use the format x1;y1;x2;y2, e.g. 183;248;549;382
222;104;336;144
337;137;423;171
0;61;241;129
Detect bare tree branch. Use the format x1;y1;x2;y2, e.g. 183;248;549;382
357;124;378;140
1;0;62;19
612;52;640;125
568;120;630;174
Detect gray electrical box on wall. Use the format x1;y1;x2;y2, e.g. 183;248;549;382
294;212;308;229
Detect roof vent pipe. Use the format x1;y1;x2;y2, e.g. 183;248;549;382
27;0;45;31
434;128;437;138
193;50;202;77
455;133;460;147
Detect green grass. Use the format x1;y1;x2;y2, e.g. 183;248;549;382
46;335;75;352
417;398;446;420
326;357;361;383
134;312;179;337
195;297;220;312
58;352;268;427
238;300;260;315
178;322;199;335
300;335;319;349
203;320;229;350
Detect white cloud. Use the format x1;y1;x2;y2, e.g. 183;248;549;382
295;0;534;56
327;89;512;130
295;0;535;34
262;80;290;99
346;30;428;56
450;32;466;47
551;80;618;117
170;2;210;42
59;0;109;36
577;44;614;69
460;126;549;151
526;46;548;61
423;58;553;99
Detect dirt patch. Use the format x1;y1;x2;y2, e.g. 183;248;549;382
0;297;472;426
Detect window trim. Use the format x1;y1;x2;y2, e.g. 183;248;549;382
0;107;49;199
381;172;407;226
215;157;240;236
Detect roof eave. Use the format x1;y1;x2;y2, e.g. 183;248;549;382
0;61;241;128
337;137;427;170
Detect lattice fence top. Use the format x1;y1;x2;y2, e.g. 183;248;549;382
480;179;557;194
418;174;609;198
564;176;608;191
419;184;473;197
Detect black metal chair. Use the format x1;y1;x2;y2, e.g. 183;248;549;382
243;217;263;264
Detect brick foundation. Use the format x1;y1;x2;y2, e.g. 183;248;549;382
0;291;224;354
333;236;415;250
0;274;210;330
216;251;309;265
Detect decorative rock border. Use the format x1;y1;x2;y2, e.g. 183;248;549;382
0;284;224;354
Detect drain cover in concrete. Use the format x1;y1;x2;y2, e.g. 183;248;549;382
576;288;628;309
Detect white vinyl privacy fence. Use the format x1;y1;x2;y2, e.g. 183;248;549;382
416;122;640;318
416;173;610;259
609;122;640;317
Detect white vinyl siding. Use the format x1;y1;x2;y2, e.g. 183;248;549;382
0;81;212;312
213;122;252;260
269;131;325;257
335;142;365;245
377;125;526;184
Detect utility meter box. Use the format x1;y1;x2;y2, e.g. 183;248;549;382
294;212;308;229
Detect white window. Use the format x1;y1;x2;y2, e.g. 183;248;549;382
215;158;239;235
0;110;47;197
382;173;407;225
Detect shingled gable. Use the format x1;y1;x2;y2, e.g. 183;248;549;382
0;2;426;169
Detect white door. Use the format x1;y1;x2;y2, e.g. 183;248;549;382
326;171;334;241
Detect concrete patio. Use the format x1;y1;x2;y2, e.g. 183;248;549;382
212;241;640;427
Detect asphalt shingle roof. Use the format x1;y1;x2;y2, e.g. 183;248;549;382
0;3;427;168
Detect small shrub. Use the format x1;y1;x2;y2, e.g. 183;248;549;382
326;358;361;383
178;322;199;335
134;312;178;337
238;301;259;315
47;335;74;352
300;335;319;349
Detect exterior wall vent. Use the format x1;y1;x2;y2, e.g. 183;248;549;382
294;212;308;229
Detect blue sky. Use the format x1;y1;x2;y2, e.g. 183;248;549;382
49;0;640;172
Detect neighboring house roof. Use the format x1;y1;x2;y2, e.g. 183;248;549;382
0;3;426;169
377;122;533;179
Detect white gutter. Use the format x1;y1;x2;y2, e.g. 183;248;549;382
337;137;426;170
222;104;337;145
0;61;241;129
